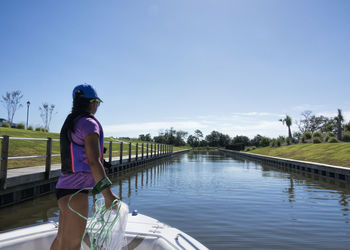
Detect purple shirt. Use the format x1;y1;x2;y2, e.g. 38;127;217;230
56;116;103;189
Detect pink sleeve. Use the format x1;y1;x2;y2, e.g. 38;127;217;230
71;117;100;145
80;118;100;139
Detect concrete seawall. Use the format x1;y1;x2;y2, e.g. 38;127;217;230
219;148;350;184
0;149;190;208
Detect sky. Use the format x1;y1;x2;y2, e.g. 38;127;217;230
0;0;349;139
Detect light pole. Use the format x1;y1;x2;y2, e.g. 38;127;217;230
26;101;30;129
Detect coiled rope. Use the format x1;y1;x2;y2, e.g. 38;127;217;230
68;189;123;250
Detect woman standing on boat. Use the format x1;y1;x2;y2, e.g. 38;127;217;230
51;84;119;250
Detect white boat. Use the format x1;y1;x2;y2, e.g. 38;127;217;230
0;211;208;250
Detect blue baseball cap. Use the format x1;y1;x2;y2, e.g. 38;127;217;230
72;84;102;102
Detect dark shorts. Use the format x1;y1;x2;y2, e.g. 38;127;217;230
55;188;89;200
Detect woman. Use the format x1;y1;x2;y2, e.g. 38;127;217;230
51;84;119;250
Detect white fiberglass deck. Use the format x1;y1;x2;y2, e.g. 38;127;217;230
0;213;208;250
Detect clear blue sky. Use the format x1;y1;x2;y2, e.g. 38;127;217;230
0;0;349;138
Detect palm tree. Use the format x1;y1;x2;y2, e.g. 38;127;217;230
280;115;292;139
334;109;344;140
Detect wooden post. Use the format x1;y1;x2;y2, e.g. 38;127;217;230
119;142;123;164
142;143;144;159
150;144;153;157
135;143;138;161
128;142;131;162
0;135;9;190
147;143;149;158
45;137;52;180
109;141;113;164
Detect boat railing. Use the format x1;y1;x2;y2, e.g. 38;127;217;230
175;233;201;250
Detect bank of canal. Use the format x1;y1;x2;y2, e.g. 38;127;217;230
0;151;350;249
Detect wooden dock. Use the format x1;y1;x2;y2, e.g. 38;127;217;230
0;135;188;208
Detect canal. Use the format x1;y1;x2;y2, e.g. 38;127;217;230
0;151;350;249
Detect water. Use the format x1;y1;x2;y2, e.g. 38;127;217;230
1;151;350;249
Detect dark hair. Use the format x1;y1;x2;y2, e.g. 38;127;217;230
71;90;92;113
64;92;93;132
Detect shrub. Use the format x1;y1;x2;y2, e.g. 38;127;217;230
293;132;302;143
343;132;350;142
303;131;312;140
325;132;334;143
225;143;244;151
277;136;285;144
327;132;335;137
286;137;292;145
312;137;322;144
1;122;10;128
35;127;48;132
27;125;33;131
16;123;25;129
244;146;257;152
313;132;323;138
269;139;282;147
260;137;271;147
328;137;338;143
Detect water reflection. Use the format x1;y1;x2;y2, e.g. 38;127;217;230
0;158;173;232
286;174;295;203
225;152;350;226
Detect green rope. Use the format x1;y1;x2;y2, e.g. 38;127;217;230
68;189;122;250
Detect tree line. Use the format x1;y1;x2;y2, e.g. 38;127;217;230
138;128;189;146
138;108;350;150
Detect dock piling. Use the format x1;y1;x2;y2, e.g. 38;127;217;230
0;135;9;190
45;137;52;180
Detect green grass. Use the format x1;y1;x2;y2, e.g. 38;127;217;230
0;127;187;169
249;143;350;168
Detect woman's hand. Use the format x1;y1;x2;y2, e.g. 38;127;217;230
102;188;120;210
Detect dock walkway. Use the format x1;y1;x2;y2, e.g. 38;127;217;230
0;150;189;208
5;155;133;188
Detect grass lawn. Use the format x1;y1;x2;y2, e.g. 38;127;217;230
0;128;186;169
249;143;350;168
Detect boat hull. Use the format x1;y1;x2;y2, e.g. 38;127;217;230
0;213;208;250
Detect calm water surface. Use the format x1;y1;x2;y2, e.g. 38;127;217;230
1;151;350;249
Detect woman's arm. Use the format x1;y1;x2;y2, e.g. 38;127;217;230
85;133;119;208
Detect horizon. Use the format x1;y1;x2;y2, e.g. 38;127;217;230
1;0;349;139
